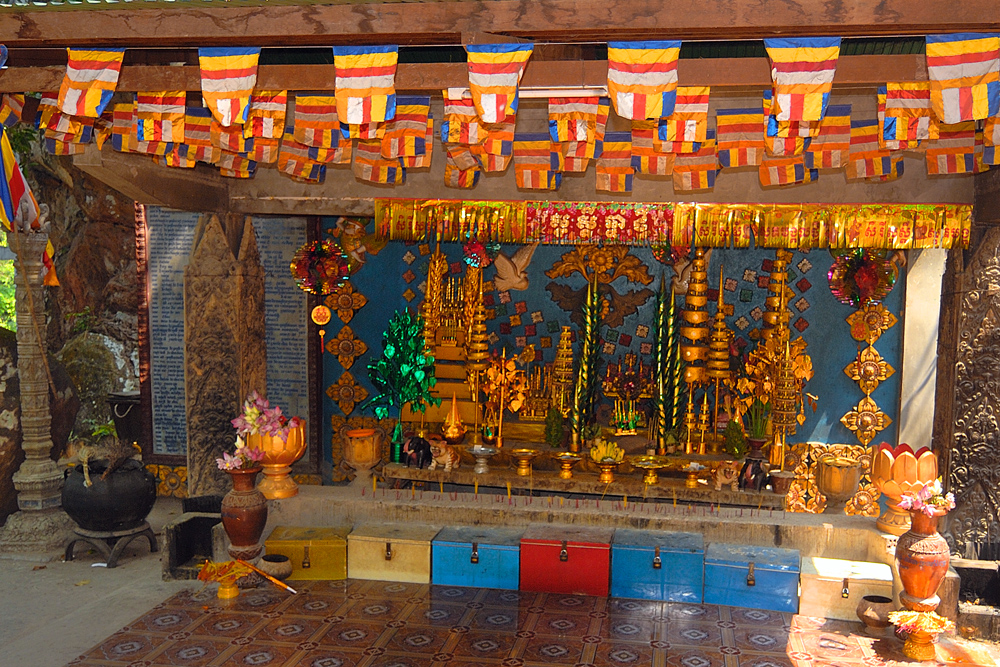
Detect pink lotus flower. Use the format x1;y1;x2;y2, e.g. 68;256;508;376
231;391;303;442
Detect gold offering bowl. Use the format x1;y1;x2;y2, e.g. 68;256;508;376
246;424;307;499
595;460;621;484
684;470;702;489
510;449;539;477
554;453;582;479
817;453;862;513
871;444;938;536
632;456;670;485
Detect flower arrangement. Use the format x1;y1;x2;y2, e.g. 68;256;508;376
216;436;264;471
887;609;954;635
231;391;304;443
589;440;624;464
898;477;956;516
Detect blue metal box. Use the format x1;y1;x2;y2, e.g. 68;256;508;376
703;543;800;613
611;529;704;602
432;526;523;590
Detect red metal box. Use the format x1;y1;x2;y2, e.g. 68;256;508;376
519;525;614;597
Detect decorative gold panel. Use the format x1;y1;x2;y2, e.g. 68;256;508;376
785;443;880;516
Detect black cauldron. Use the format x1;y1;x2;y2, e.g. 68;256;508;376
62;459;157;532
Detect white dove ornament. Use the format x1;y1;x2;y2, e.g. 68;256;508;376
493;242;539;292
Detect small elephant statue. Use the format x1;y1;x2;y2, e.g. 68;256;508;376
402;436;432;469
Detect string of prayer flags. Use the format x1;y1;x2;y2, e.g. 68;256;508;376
135;92;186;143
465;43;534;124
655;86;710;152
353;139;404;184
806;103;851;168
399;115;434;168
244;91;287;139
198;47;261;127
607;40;681;120
878;83;939;150
764;37;841;122
759;153;817;187
441;89;487;145
925;33;1000;124
630;120;674;176
333;45;398;133
846;119;903;181
596;131;634;193
278;127;327;183
57;48;126;118
764;91;811;156
0;94;24;128
548;97;598;143
513;132;562;191
563;98;610;172
672;130;718;192
444;144;481;188
94;113;113;150
381;96;430;159
925;121;978;175
217;150;256;178
715;106;765;168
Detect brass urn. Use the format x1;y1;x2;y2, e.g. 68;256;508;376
816;453;862;513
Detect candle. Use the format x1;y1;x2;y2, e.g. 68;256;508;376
474;479;478;496
506;482;511;500
372;474;377;495
439;481;444;494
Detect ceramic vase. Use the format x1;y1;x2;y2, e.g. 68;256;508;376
344;428;382;487
221;467;268;561
895;508;951;611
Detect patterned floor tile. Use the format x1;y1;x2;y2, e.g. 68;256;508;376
367;651;437;667
544;594;600;613
607;598;664;619
605;617;659;642
533;611;592;637
664;604;723;622
127;607;204;634
728;608;790;628
354;597;409;621
737;651;795;667
189;612;262;638
363;581;428;599
291;647;366;667
223;642;302;666
384;625;453;654
592;640;655;666
284;593;347;617
664;647;729;667
732;626;789;653
467;608;528;633
665;621;725;647
148;637;232;666
255;615;326;643
450;630;518;659
430;585;481;604
479;589;532;608
79;632;159;663
519;636;585;664
315;620;388;648
405;601;469;628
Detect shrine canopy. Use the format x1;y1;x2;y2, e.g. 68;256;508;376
375;199;971;250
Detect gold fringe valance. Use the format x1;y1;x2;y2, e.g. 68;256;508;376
375;199;971;249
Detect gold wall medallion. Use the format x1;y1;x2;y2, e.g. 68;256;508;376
326;371;369;416
327;326;368;369
841;396;892;446
844;345;895;396
326;282;368;323
847;303;898;344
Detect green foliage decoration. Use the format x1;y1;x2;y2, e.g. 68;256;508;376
651;276;683;450
361;310;441;422
544;406;565;449
570;274;601;443
722;418;748;458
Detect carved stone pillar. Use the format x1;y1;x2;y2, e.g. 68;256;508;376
0;229;72;553
184;214;266;496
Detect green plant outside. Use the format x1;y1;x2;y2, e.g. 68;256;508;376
0;230;15;331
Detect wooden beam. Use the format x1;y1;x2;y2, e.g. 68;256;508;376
0;0;996;48
72;144;228;211
0;55;927;93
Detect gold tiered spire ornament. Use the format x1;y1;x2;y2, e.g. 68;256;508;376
465;272;489;446
423;242;448;349
551;326;575;417
771;340;799;470
760;249;794;342
442;393;467;443
706;265;733;450
679;248;710;454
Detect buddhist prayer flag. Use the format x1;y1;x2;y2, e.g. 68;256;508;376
878;83;939;150
925;121;977;175
759;154;817;187
217;150;256;178
607;40;681;120
481;116;515;161
846;118;903;181
672;131;718;192
135;92;186;143
764;90;811;156
0;126;56;285
465;43;534;124
441;89;487;145
764;37;840;122
548;97;599;143
806;104;851;168
381;96;430;159
353;139;404;184
513;132;562;190
630;121;674;176
182;106;220;164
655;86;711;152
0;94;24;128
158;147;197;169
985;117;999;165
278;128;327;183
110;102;134;153
211;121;253;154
58;48;126;118
244;90;287;139
198;47;261;127
444;144;481;188
333;45;398;132
38;94;87;139
715;106;765;168
248;137;279;164
925;33;1000;124
562;98;610;172
292;95;352;163
399;115;434;168
596;131;634;193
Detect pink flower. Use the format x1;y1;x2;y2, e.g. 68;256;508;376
245;447;264;463
898;494;915;510
216;452;241;471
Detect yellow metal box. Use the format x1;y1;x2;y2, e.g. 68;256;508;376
799;556;893;621
264;525;351;581
348;523;440;584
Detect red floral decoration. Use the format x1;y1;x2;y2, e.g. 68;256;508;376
291;241;351;295
827;249;898;307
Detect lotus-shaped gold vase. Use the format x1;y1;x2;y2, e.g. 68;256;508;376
871;443;938;535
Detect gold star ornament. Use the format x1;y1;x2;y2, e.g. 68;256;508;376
326;326;368;369
325;281;368;324
844;345;895;396
326;371;369;416
846;303;898;344
841;396;892;446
